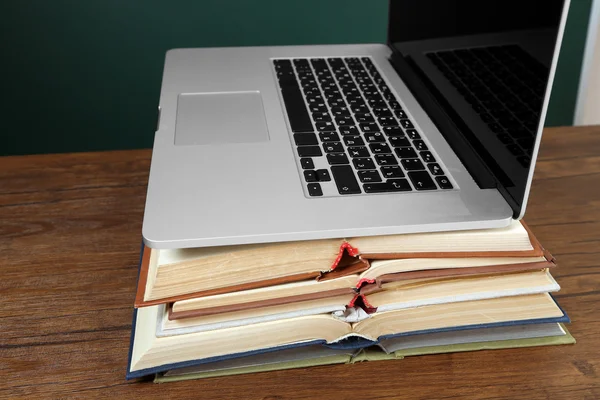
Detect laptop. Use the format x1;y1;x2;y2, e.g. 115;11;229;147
142;0;570;249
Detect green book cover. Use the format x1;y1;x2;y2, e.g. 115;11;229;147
154;325;574;383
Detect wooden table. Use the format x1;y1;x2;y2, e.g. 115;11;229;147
1;126;599;399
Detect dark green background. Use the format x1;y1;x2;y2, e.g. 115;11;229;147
0;0;592;156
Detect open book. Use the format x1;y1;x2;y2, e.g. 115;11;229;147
168;265;559;321
154;323;574;382
127;293;569;378
135;220;552;307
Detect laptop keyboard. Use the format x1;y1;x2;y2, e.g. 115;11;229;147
427;45;548;168
273;57;454;197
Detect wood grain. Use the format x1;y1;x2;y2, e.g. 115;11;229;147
1;127;599;399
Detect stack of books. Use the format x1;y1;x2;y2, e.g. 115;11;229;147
126;221;574;382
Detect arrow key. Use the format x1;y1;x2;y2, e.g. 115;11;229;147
407;171;437;191
307;183;323;196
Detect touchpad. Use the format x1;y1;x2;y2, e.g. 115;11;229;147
174;91;270;146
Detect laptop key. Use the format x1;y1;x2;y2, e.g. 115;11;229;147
297;146;322;157
377;116;397;126
408;171;437;190
316;121;335;132
363;180;412;193
280;82;313;132
369;143;391;154
394;109;408;119
347;98;366;109
299;71;315;80
327;153;350;165
339;126;359;136
358;170;382;183
389;136;411;147
360;123;379;133
365;132;386;143
350;104;369;114
353;158;376;170
328;99;346;108
294;133;318;146
420;151;436;163
388;100;402;110
335;116;355;126
307;183;323;197
368;99;387;109
375;154;398;166
435;176;453;189
304;170;318;182
313;113;332;123
277;69;295;81
413;140;428;151
306;94;324;104
387;179;412;191
361;56;374;66
301;80;318;89
316;169;331;182
401;158;425;171
355;113;375;123
331;107;351;117
381;166;404;178
324;89;341;98
345;93;363;103
348;146;370;158
381;98;397;109
319;132;340;142
405;129;421;139
309;104;328;113
343;136;364;146
400;119;414;129
373;108;393;117
331;165;361;194
293;59;309;68
383;126;404;136
427;163;444;175
394;147;418;158
274;59;292;70
323;142;344;153
300;158;314;170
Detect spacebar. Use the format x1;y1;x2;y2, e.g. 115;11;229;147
331;165;361;195
280;83;313;132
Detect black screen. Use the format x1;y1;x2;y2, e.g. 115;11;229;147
388;0;566;216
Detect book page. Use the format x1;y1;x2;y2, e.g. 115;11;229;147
147;239;343;301
172;275;358;314
368;269;559;310
353;293;564;339
160;295;353;336
349;220;533;255
360;256;547;281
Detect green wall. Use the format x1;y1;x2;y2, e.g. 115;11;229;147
0;0;591;156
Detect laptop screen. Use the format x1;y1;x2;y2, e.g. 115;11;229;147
388;0;567;216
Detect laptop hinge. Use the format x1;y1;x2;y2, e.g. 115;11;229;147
387;51;501;190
